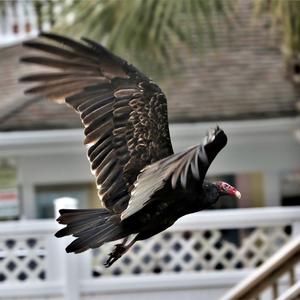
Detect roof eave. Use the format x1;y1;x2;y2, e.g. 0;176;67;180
0;117;298;157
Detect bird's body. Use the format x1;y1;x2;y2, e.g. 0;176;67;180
124;182;210;235
21;33;241;266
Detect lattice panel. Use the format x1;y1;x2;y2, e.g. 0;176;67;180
92;226;290;277
0;235;46;283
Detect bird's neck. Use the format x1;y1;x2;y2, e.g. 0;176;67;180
200;182;219;206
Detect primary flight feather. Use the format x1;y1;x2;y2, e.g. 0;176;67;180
20;33;241;267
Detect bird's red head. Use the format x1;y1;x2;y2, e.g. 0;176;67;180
215;181;241;199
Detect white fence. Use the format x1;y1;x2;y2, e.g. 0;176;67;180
0;207;300;300
0;0;38;47
0;0;61;47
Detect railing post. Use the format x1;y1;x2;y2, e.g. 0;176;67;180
53;197;80;300
63;247;80;300
44;220;81;300
45;225;65;282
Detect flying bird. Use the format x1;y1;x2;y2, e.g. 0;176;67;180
20;33;241;267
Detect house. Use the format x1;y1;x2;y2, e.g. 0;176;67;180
0;2;300;299
0;0;299;221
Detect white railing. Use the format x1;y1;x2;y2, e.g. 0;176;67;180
0;0;38;47
222;234;300;300
0;207;300;300
0;0;61;47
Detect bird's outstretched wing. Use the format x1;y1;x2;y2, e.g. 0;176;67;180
121;127;227;220
20;33;174;213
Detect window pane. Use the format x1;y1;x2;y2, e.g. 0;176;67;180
35;183;92;219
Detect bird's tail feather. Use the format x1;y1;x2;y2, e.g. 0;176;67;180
55;208;124;253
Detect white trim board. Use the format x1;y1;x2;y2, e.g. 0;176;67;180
0;117;299;175
0;117;298;150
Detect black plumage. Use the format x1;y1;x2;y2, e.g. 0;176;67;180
20;33;241;267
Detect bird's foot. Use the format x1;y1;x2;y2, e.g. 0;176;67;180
105;243;127;267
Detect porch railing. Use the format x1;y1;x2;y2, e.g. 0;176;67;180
0;0;59;47
0;207;300;300
221;234;300;300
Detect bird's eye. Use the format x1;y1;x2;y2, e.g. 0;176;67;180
223;183;230;190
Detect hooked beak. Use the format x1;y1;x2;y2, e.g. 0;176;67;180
234;190;241;199
227;186;241;199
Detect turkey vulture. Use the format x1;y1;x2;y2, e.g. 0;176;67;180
20;33;241;267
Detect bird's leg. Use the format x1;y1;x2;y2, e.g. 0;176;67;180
105;235;137;267
121;236;129;246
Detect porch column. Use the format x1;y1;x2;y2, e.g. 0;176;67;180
21;183;36;219
263;171;281;207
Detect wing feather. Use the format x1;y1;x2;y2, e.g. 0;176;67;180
21;33;174;213
121;127;227;220
21;56;99;70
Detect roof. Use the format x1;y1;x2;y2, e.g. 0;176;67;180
164;48;298;122
0;3;298;131
0;44;82;131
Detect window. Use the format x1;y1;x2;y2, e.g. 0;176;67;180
35;183;95;219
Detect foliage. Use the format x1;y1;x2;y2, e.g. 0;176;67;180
49;0;235;78
254;0;300;61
